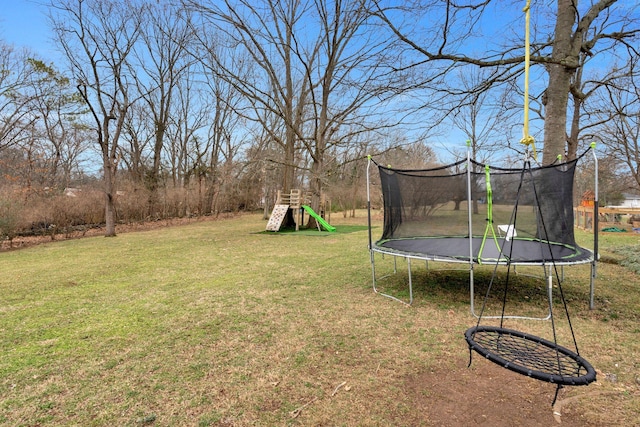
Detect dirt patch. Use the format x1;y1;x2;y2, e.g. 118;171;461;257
404;356;600;426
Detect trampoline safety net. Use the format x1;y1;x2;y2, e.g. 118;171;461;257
375;156;590;264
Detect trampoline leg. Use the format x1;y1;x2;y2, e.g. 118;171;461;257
545;274;553;321
370;250;377;293
589;262;596;310
407;258;413;305
469;264;477;318
371;252;413;306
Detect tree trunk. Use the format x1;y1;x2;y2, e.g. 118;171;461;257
307;159;324;229
567;90;582;161
103;161;117;237
543;0;580;164
148;124;165;216
543;63;572;163
282;92;297;193
203;178;216;215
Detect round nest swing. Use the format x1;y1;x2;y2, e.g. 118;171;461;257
461;0;598;402
465;325;596;386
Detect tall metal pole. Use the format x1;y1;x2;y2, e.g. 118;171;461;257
590;143;599;309
466;140;476;315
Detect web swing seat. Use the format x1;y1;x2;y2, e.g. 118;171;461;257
460;0;598;404
461;150;598;403
465;325;596;386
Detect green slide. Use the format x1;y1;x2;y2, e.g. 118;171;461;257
301;205;336;232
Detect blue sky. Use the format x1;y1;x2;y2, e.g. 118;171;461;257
1;0;58;61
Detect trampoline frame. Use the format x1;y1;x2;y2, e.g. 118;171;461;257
366;147;599;315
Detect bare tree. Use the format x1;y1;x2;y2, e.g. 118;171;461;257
190;30;251;215
50;0;143;236
22;59;87;189
448;68;519;163
0;45;87;194
300;0;403;218
374;0;640;163
166;68;209;193
189;0;402;225
129;1;197;214
590;57;640;192
0;43;40;152
119;101;154;184
188;0;323;200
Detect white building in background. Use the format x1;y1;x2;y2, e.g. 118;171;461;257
618;193;640;208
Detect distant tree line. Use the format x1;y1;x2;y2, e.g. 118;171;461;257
0;0;638;240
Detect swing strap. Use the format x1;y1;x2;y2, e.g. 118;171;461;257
520;0;536;159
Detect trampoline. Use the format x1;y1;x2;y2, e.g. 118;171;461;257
376;236;593;265
366;146;599;311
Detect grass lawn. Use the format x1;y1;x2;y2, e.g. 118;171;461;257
1;212;638;426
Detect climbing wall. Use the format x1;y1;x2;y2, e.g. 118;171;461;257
266;204;289;231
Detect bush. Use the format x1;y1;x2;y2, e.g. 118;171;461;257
18;189;105;239
0;176;258;241
114;184;150;223
0;196;26;245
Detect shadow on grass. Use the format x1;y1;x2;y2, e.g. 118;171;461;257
373;265;594;317
254;225;370;236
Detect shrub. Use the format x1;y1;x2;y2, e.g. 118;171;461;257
0;196;26;245
114;184;150;223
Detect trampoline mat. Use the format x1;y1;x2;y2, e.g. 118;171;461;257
375;236;593;264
